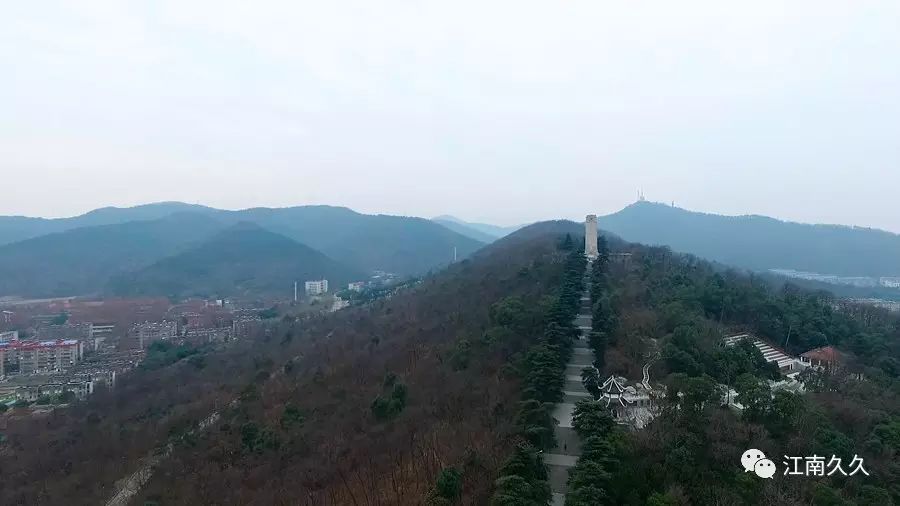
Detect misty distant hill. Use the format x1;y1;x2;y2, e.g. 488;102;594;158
108;223;362;299
0;202;214;246
599;201;900;277
432;215;524;241
483;220;581;249
432;217;500;243
0;204;483;297
222;206;483;275
0;213;223;297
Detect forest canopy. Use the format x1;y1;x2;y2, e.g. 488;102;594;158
1;223;898;505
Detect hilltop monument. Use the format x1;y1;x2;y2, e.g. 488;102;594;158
585;214;598;259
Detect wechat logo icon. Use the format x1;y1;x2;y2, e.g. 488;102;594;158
741;449;776;479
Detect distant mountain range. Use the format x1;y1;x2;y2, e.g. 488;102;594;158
0;213;224;297
0;203;483;298
443;202;900;279
107;223;363;299
234;207;481;275
3;200;898;298
432;215;524;242
597;201;900;278
0;202;212;246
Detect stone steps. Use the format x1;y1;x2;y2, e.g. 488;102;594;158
546;283;594;502
564;392;591;404
565;379;587;393
552;426;583;454
543;453;578;467
566;363;587;374
547;463;573;499
551;403;576;428
570;356;594;367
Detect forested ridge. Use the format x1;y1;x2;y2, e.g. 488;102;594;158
600;201;900;277
106;222;363;298
132;225;581;505
491;236;586;505
553;238;900;505
1;224;898;505
0;222;574;505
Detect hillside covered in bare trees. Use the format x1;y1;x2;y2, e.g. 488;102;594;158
2;221;899;505
0;222;577;505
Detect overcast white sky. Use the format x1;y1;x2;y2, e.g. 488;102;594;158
2;1;898;230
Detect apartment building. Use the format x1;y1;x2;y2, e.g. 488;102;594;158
305;279;329;295
0;339;84;376
131;321;178;348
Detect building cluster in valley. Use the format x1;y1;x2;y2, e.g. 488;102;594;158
0;272;399;412
0;297;267;410
847;298;900;312
300;274;404;311
0;323;136;407
304;274;398;298
770;269;900;290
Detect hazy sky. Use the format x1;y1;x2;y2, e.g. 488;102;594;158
2;1;899;231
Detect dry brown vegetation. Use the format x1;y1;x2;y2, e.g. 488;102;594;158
0;224;575;505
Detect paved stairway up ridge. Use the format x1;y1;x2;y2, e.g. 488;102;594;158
544;263;594;506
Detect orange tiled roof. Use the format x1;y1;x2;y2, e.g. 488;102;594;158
801;346;839;363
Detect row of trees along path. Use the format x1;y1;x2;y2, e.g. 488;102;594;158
544;260;595;505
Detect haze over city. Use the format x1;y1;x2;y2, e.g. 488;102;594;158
3;1;899;231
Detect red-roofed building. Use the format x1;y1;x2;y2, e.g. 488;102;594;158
800;346;840;370
0;340;83;377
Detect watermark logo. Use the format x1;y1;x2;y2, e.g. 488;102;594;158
742;449;870;478
754;458;777;479
783;455;869;476
741;449;766;473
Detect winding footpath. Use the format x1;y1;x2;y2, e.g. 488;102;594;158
545;262;595;505
104;411;221;506
641;346;660;390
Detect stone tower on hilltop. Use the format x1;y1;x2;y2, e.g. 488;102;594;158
585;214;598;259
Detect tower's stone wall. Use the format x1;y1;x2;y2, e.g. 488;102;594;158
585;214;598;259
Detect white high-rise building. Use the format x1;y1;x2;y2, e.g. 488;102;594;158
585;215;599;259
305;279;329;295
